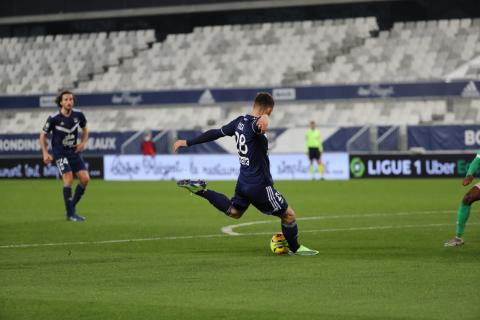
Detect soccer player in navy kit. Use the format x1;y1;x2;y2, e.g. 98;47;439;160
174;92;318;255
39;91;90;221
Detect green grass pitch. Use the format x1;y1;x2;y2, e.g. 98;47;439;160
1;179;479;320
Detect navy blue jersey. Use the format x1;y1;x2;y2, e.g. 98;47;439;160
221;114;272;185
42;109;87;158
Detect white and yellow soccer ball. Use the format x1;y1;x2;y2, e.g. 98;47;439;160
270;232;290;255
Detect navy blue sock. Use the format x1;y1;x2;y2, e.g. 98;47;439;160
63;187;75;217
73;184;86;206
196;190;231;215
282;221;300;252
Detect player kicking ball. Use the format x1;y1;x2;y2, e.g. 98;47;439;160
173;92;318;256
445;152;480;247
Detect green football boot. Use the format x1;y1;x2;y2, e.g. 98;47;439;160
177;179;207;194
294;245;319;256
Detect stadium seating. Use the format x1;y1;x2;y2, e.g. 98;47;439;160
1;18;479;94
0;30;156;95
0;105;223;134
82;18;378;91
317;18;480;84
1;18;480;137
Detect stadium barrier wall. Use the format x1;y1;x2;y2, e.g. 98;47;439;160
408;125;480;150
3;125;480;156
1;80;479;108
0;156;104;179
1;153;476;180
103;153;350;181
349;153;478;179
0;132;138;156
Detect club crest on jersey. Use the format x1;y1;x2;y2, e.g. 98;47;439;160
237;123;244;131
74;118;79;123
60;122;65;126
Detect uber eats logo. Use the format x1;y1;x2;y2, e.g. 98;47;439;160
350;157;365;178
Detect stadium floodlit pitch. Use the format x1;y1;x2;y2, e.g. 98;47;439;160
1;179;479;320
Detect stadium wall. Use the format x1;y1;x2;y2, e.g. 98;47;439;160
1;80;479;109
2;125;480;157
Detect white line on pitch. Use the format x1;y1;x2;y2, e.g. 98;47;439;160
234;222;479;237
1;221;474;249
0;234;228;249
221;210;455;235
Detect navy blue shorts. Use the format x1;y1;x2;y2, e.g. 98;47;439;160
54;153;87;175
231;182;288;216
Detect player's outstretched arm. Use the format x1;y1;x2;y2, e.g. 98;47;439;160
174;129;226;153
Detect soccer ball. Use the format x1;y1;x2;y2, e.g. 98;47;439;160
270;232;290;255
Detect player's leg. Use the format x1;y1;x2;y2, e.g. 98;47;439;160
61;171;76;219
279;206;300;252
318;153;325;179
445;185;480;246
251;185;318;255
73;170;90;206
65;155;87;221
227;206;246;219
278;206;318;255
308;149;315;179
177;179;248;218
55;156;78;221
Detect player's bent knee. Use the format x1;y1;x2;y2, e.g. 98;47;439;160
281;207;296;224
463;194;479;205
228;207;245;219
81;175;90;186
77;171;90;187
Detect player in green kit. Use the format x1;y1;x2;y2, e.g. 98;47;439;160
305;121;324;180
444;153;480;246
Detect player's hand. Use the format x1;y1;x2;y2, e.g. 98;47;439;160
257;115;269;134
173;140;187;153
463;176;474;186
74;143;85;153
43;153;53;164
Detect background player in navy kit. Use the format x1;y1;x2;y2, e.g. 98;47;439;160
39;91;90;221
173;92;318;255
